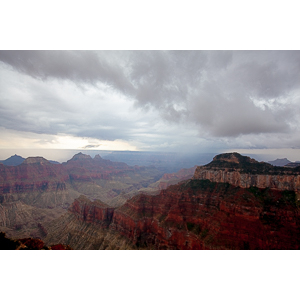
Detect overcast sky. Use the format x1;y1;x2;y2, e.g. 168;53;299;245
1;50;300;159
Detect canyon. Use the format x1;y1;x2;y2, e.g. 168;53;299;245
0;152;164;209
44;178;299;250
1;152;300;250
0;152;193;242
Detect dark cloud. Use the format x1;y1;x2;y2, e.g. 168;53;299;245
0;50;134;93
0;50;300;151
82;144;102;149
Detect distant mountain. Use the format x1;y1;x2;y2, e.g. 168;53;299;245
268;158;291;166
0;154;25;166
0;154;59;166
49;160;60;164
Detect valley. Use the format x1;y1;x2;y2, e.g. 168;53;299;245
1;152;300;250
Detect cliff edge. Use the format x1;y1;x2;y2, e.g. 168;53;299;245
193;153;300;192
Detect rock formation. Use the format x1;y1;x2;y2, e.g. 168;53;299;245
0;153;163;208
0;153;163;241
44;177;300;250
69;195;114;226
193;153;300;192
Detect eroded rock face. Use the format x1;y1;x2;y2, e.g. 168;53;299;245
0;153;163;242
110;179;299;250
194;169;300;191
68;195;114;226
0;158;70;208
54;179;300;250
0;153;163;208
193;153;300;192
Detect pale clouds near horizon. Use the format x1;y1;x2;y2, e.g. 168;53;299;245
0;50;300;154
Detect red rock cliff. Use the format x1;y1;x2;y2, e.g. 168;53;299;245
110;179;300;250
68;195;114;227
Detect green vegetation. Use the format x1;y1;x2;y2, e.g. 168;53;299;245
183;179;216;192
248;186;297;207
281;190;297;206
186;222;201;234
200;228;208;239
215;182;232;193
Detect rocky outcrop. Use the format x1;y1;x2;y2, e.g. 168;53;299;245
68;195;114;226
193;153;300;192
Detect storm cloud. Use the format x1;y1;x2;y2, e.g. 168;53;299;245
0;50;300;152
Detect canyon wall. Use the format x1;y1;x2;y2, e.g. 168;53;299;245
45;178;300;250
0;153;163;208
69;195;114;226
110;179;299;250
193;168;300;191
193;153;300;192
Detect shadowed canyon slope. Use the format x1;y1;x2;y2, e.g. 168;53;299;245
0;232;70;250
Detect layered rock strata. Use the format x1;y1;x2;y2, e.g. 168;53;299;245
110;180;299;250
194;153;300;192
45;180;300;250
0;153;163;241
0;153;163;208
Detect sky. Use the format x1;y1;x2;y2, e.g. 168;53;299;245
1;50;300;161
